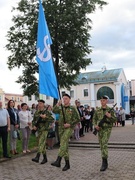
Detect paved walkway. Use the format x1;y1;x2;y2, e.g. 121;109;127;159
0;120;135;180
75;120;135;143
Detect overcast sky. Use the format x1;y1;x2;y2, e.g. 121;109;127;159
0;0;135;94
85;0;135;79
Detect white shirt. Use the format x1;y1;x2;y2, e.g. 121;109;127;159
84;114;91;120
0;108;9;126
18;110;32;128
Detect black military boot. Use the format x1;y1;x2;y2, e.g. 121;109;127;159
41;154;47;164
62;160;70;171
32;153;40;163
100;158;108;171
51;156;62;167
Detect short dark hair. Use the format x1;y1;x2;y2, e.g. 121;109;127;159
62;93;71;99
21;103;27;108
38;99;45;103
80;105;84;108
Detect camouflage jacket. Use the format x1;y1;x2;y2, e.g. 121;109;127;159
53;105;80;129
32;109;54;131
93;106;117;129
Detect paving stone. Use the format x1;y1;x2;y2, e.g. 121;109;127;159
0;120;135;180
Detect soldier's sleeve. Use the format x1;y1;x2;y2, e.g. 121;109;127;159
93;110;98;127
70;107;80;128
52;105;61;114
32;111;37;126
110;110;117;123
45;111;55;123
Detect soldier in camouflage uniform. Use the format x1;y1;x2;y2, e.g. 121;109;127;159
93;95;117;171
51;94;80;171
32;100;54;164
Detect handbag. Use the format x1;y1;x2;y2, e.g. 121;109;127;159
12;130;18;139
47;131;55;138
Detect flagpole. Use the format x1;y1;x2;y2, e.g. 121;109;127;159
51;57;66;124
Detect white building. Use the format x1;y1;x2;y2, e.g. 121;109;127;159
61;68;130;113
23;68;130;113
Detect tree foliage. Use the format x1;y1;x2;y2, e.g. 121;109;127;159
6;0;107;96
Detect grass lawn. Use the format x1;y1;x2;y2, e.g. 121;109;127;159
0;131;37;158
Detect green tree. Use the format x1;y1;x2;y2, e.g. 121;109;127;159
6;0;107;97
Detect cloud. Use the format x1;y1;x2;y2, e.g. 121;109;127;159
0;0;22;94
85;0;135;81
0;0;135;94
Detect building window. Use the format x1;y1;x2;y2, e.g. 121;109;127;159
28;96;31;101
61;91;65;97
46;96;50;100
83;89;88;97
17;97;20;102
0;96;1;101
35;96;38;100
70;90;74;98
11;97;14;100
97;86;114;100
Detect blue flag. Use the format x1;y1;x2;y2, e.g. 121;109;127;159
36;0;59;99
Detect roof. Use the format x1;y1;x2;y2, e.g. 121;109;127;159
76;68;123;84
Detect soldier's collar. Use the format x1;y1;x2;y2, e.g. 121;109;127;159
38;108;45;112
64;105;70;108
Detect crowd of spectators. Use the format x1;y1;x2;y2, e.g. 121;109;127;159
0;99;133;159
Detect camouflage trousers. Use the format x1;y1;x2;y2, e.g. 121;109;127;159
58;128;73;160
37;130;48;154
98;128;112;159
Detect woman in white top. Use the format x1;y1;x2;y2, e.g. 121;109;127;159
18;103;32;153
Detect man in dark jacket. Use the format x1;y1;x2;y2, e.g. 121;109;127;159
76;101;85;137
